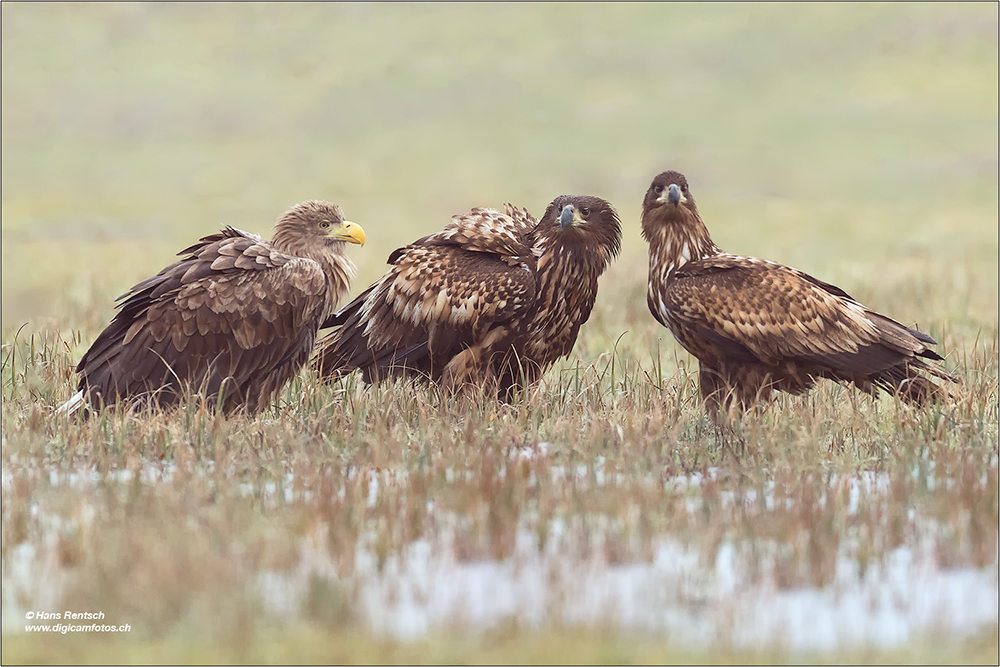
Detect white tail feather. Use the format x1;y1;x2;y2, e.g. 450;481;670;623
56;390;85;415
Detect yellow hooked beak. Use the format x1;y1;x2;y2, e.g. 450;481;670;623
332;220;366;246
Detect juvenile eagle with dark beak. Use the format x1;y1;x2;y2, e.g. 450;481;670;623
313;194;622;399
641;170;956;418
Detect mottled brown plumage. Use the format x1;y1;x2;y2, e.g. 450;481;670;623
641;170;956;416
61;200;365;415
313;195;621;398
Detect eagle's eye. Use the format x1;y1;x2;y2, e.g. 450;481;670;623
653;184;664;195
580;206;591;217
320;220;331;229
681;183;688;193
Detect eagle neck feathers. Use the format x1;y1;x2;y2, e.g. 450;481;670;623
524;224;612;364
272;233;356;321
643;206;720;292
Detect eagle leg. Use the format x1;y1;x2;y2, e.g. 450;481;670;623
441;346;484;392
441;327;510;393
698;363;729;421
700;362;784;422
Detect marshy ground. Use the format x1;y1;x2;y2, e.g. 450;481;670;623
2;3;997;663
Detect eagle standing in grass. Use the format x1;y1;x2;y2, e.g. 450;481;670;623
59;201;365;416
313;195;621;398
641;170;955;417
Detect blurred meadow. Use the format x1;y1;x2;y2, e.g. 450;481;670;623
2;3;998;664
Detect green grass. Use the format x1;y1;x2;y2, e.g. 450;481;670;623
2;3;998;664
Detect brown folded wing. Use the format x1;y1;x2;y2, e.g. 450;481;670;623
78;228;328;413
314;206;537;382
662;255;945;377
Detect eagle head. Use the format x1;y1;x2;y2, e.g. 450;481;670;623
643;171;696;214
540;195;622;264
275;200;366;248
640;170;718;266
641;171;703;238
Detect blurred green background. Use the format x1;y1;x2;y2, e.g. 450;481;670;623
2;2;997;337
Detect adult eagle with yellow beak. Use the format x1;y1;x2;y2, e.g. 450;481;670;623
60;200;365;415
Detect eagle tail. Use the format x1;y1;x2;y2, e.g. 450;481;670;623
56;389;86;415
314;325;430;383
313;295;433;383
870;360;958;405
360;341;432;384
319;308;351;331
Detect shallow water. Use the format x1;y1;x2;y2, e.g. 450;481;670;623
3;461;997;654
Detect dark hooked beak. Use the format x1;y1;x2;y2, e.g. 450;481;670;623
559;204;575;228
667;184;682;205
